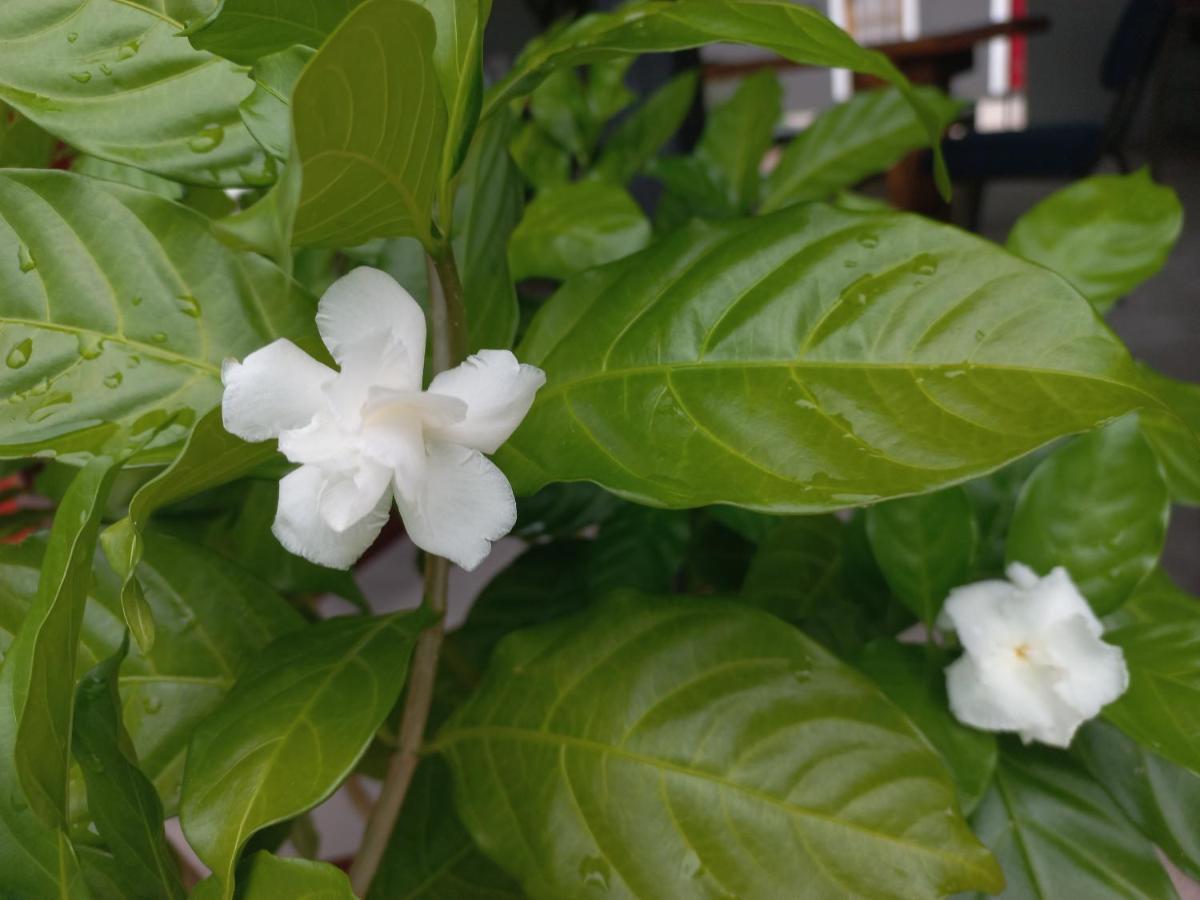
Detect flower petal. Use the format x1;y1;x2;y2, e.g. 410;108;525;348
425;350;546;453
320;462;393;533
395;441;516;571
947;654;1079;747
1044;616;1129;718
221;340;335;442
938;578;1023;658
317;267;426;388
273;464;390;569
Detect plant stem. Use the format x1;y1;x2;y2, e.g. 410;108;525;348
348;241;467;897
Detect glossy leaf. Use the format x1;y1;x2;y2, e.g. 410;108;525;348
72;155;184;200
0;0;272;187
865;487;976;627
0;170;318;462
586;504;691;596
695;70;781;213
437;593;1002;899
482;0;952;195
1006;169;1183;313
240;47;313;161
190;0;363;65
238;853;357;899
969;744;1177;899
1105;567;1200;629
509;180;651;281
1006;416;1169;615
498;203;1156;511
594;70;699;185
529;69;591;162
856;640;996;814
181;611;426;893
367;757;522;900
292;0;447;247
514;482;622;539
1104;604;1200;777
72;638;186;900
762;86;963;213
1139;366;1200;506
511;120;571;192
740;514;844;620
1077;720;1200;881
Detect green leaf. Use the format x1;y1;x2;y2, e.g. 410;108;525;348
514;482;621;538
587;504;691;596
0;106;56;168
181;611;426;894
1138;366;1200;506
367;757;522;900
189;0;364;65
0;169;319;463
483;0;952;196
1077;720;1200;882
1006;416;1169;615
437;593;1001;898
594;70;699;185
1104;603;1200;778
1006;169;1183;314
510;120;571;192
1105;567;1200;629
855;640;996;814
968;743;1177;899
12;454;121;829
0;0;274;187
72;155;185;200
865;487;976;627
498;203;1156;511
508;180;651;281
240;47;313;161
291;0;447;248
649;153;739;223
762;86;963;213
740;514;845;621
695;70;781;213
239;853;357;899
72;638;186;900
529;70;591;162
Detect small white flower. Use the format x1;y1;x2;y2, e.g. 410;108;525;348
938;563;1129;748
220;267;545;571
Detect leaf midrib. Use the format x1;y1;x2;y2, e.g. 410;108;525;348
0;316;221;376
436;724;994;878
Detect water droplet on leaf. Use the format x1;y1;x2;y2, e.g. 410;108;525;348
103;371;123;389
6;339;32;369
914;256;938;276
177;294;201;318
130;295;143;307
99;63;112;76
70;71;92;83
680;851;703;879
578;857;610;891
67;32;79;43
188;124;225;153
151;332;167;344
843;259;857;269
27;392;72;423
142;695;163;714
117;39;140;60
77;334;103;360
857;233;879;249
17;244;36;272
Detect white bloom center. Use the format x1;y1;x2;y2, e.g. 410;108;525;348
220;267;545;571
937;563;1129;748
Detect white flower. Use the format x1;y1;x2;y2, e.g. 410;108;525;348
937;563;1129;748
220;267;545;571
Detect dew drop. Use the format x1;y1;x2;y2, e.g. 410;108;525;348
943;369;966;380
176;294;201;318
6;339;32;369
188;124;225;154
974;329;986;342
79;751;104;773
914;256;938;276
28;377;49;396
578;856;610;891
9;791;28;813
151;332;167;344
27;392;72;424
103;371;123;389
70;71;92;84
142;695;163;714
857;233;879;249
31;449;57;460
17;244;36;273
67;31;79;43
127;354;141;368
99;63;112;77
843;259;857;269
117;39;141;60
77;334;103;360
130;295;143;307
680;851;703;879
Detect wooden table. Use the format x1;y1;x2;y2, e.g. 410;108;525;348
705;16;1051;214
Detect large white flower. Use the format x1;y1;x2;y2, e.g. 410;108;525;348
937;563;1129;748
221;267;545;571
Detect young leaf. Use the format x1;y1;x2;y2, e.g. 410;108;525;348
695;70;781;213
0;170;319;463
855;640;996;815
72;638;187;900
498;203;1158;511
189;0;364;65
509;180;651;282
762;86;964;213
291;0;447;248
437;593;1002;898
968;744;1178;899
529;69;591;162
240;47;314;161
11;454;121;828
181;611;427;894
1077;720;1200;882
511;121;572;192
594;70;700;185
0;0;273;186
1006;169;1183;313
1138;365;1200;507
1006;416;1169;615
865;486;976;627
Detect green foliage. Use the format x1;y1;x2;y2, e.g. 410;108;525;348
593;71;699;185
189;0;364;64
1139;365;1200;506
194;853;358;899
240;47;313;161
692;70;782;214
1007;169;1183;313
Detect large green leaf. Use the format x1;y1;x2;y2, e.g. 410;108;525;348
586;504;691;596
1105;567;1200;630
865;487;976;627
72;639;186;900
1139;366;1200;506
498;203;1156;511
969;744;1177;899
693;70;781;213
1006;170;1183;314
1077;720;1200;882
367;757;522;900
1104;604;1200;778
189;0;363;65
194;853;357;900
482;0;951;194
0;170;318;462
436;593;1002;899
593;70;699;186
762;86;962;213
0;0;272;187
291;0;447;248
508;180;651;282
181;611;426;895
1006;416;1169;615
855;640;996;815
